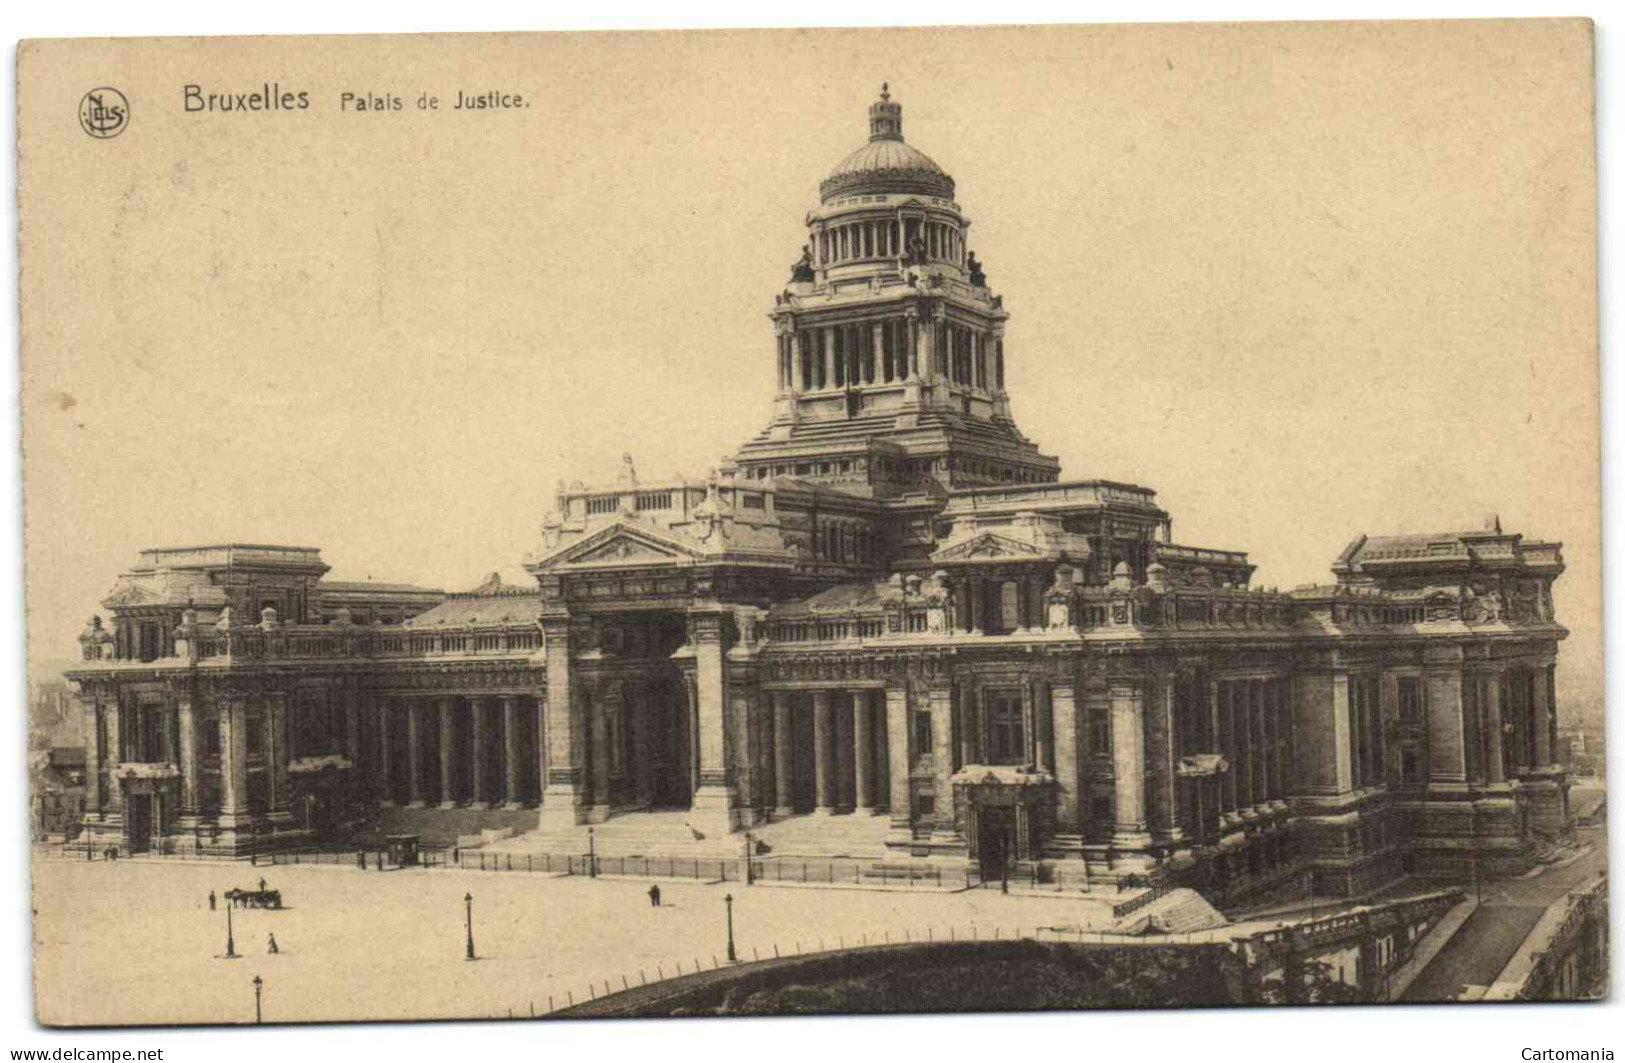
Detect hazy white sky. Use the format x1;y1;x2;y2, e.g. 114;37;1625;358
20;21;1599;698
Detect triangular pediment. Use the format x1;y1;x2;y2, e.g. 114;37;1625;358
932;532;1042;563
102;583;158;608
536;520;708;571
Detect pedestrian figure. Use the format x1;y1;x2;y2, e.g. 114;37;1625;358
648;884;661;908
208;890;217;911
259;877;267;893
267;933;279;955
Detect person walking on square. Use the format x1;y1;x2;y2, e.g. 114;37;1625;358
259;877;267;893
208;890;216;911
648;884;661;908
267;933;279;955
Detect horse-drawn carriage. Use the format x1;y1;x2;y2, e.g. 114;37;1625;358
224;886;283;909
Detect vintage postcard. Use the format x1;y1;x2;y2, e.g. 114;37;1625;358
19;20;1604;1027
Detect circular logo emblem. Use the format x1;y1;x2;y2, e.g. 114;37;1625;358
78;87;129;139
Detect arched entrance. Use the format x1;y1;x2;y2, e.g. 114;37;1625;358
643;672;692;809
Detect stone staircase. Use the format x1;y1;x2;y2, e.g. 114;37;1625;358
489;809;899;864
352;806;538;848
1121;889;1230;934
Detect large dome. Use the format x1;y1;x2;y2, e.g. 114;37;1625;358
818;86;956;203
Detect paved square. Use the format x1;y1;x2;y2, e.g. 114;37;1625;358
33;859;1123;1026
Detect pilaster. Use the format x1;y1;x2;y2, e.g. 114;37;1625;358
686;605;739;835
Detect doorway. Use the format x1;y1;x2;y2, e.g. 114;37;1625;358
645;674;692;809
125;792;152;853
977;806;1015;881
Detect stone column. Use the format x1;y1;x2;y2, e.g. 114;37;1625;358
1253;682;1270;805
1531;667;1552;766
177;697;201;822
1425;651;1467;783
854;691;876;812
377;698;394;806
218;700;249;828
1277;680;1296;795
539;614;585;828
834;692;856;811
919;313;936;382
790;330;805;392
958;682;979;766
886;688;911;832
1289;670;1354;798
1148;674;1180;843
405;700;425;807
930;687;956;833
905;315;919;381
267;697;290;820
1051;682;1081;832
1233;682;1255;809
587;686;613;821
687;607;737;835
1213;681;1234;813
1109;681;1152;854
469;698;489;808
81;696;101;818
822;327;835;390
502;696;523;808
1034;681;1053;772
772;693;795;817
812;689;835;814
435;698;455;808
345;691;361;768
1482;671;1506;783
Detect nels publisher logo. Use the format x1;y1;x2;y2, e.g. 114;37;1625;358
78;87;129;139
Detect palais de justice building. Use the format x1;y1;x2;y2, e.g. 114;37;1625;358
66;89;1574;895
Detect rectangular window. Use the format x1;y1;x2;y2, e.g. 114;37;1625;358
913;711;933;755
1397;677;1422;724
986;692;1025;765
1090;710;1111;755
140;705;166;762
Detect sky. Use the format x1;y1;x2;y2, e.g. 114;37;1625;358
19;21;1600;701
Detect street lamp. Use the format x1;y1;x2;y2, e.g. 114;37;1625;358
724;893;737;963
223;899;238;959
464;892;476;961
588;827;597;878
252;975;262;1024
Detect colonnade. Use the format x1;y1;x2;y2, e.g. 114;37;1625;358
779;318;916;393
1464;662;1560;784
938;571;1052;635
373;694;541;809
765;689;890;816
815;217;962;268
775;317;1004;397
1211;678;1293;817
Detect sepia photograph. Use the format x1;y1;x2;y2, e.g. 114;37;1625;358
11;12;1609;1044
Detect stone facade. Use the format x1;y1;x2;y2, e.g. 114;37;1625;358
65;89;1574;893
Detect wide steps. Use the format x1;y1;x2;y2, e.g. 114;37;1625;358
355;806;537;848
1133;889;1230;934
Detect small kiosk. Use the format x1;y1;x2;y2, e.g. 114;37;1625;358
386;834;421;867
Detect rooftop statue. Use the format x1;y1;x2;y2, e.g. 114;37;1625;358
789;244;815;283
967;251;987;287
